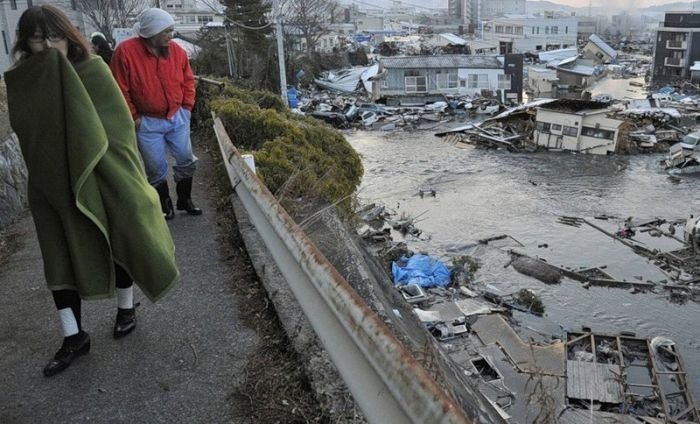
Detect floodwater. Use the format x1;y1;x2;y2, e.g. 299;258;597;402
346;129;700;397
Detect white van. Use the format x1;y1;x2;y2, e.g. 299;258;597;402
680;131;700;151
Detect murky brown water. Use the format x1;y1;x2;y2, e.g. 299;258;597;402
347;129;700;396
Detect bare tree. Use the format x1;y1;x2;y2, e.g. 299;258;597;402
77;0;149;43
282;0;335;56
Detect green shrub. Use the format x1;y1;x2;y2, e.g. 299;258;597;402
200;84;363;209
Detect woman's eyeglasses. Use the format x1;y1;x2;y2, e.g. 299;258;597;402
28;33;64;44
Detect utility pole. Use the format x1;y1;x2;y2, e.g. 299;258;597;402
274;0;288;106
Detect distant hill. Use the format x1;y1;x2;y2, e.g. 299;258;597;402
529;0;700;15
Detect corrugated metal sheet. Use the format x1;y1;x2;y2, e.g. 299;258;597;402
559;408;664;424
566;361;624;403
381;55;503;70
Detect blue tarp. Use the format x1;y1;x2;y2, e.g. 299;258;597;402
287;87;299;108
392;255;451;288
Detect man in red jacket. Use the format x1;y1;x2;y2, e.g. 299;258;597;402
110;8;201;219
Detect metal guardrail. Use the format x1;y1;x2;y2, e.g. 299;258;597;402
213;116;473;424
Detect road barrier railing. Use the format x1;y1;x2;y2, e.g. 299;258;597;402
213;116;474;424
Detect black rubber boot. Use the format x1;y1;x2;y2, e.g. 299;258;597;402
176;178;202;216
154;181;175;220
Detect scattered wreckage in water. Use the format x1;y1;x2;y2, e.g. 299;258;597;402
356;202;700;422
435;98;695;155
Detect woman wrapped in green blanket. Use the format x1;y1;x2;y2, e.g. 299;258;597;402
5;5;179;377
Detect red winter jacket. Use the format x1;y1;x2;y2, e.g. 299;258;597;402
110;37;195;120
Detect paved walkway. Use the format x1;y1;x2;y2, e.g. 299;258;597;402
0;149;258;423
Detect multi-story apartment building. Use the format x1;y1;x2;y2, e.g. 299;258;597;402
482;15;578;54
448;0;470;25
468;0;525;26
652;11;700;83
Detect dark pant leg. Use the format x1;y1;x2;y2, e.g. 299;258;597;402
51;289;81;330
114;263;133;289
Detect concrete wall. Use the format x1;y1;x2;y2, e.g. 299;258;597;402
0;131;28;229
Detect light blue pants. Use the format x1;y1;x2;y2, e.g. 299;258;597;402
136;107;198;186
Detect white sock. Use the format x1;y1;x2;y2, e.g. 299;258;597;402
117;287;134;309
58;308;79;337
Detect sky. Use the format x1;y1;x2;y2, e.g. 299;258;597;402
549;0;686;7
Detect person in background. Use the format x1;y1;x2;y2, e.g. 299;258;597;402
90;31;112;64
110;8;201;220
5;5;179;377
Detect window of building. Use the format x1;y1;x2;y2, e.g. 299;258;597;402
581;126;615;140
536;121;551;133
495;25;504;33
467;74;489;89
536;45;542;51
197;15;213;24
565;26;568;34
436;71;458;89
563;125;578;136
27;0;33;7
551;123;562;132
11;0;19;9
545;26;549;35
515;26;523;35
532;27;535;35
184;15;197;24
405;76;427;92
505;26;513;34
552;26;558;35
497;73;511;89
537;27;540;34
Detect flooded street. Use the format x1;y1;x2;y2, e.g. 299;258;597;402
346;129;700;396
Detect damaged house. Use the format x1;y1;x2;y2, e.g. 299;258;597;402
533;106;625;154
372;54;523;105
582;34;618;64
547;56;603;92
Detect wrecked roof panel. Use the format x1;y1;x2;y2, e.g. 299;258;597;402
589;34;617;59
559;409;665;424
437;33;466;45
566;361;624;403
539;48;577;63
380;55;503;69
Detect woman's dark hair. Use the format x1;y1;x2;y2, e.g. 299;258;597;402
91;35;113;64
12;5;91;63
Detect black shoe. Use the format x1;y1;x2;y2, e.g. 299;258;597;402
43;331;90;377
113;307;136;339
176;178;203;216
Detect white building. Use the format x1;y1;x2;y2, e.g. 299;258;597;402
527;67;558;96
533;108;624;155
163;0;224;34
482;15;578;54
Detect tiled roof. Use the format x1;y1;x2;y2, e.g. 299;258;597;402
380;55;503;69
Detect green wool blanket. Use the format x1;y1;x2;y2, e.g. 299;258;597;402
5;50;179;301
